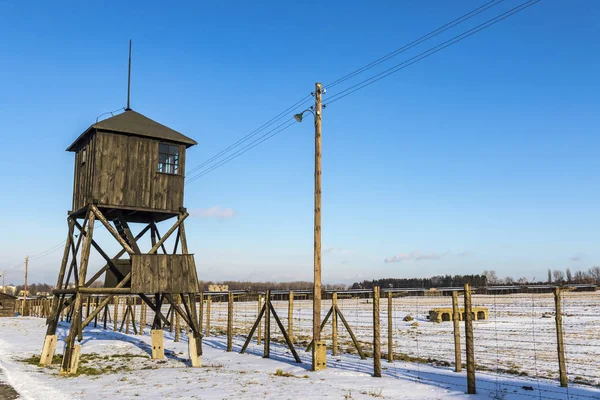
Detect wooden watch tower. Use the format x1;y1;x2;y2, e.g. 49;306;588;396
40;108;203;374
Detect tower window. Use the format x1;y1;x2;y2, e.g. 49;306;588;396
158;143;179;174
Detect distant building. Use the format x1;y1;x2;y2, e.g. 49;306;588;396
208;284;229;292
0;293;17;317
36;292;51;297
18;290;30;297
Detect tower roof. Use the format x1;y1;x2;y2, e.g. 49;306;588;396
67;109;197;151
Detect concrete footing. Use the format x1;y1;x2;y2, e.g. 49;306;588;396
151;329;164;359
59;344;81;376
188;337;201;367
313;340;327;371
39;334;58;366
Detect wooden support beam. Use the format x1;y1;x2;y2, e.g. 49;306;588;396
336;305;367;360
152;222;169;255
90;205;134;255
268;300;301;363
240;303;266;354
116;213;141;254
304;306;334;352
149;213;188;254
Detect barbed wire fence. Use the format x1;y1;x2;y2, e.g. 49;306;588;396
16;285;600;398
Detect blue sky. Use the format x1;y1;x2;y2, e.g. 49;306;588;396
0;0;598;285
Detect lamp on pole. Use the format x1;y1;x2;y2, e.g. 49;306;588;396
294;82;325;371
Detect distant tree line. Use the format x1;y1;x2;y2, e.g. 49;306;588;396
350;274;487;290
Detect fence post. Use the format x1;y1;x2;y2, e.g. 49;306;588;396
332;292;338;356
113;296;119;331
387;291;393;362
464;283;476;394
288;291;294;344
257;293;263;345
174;296;181;342
264;290;271;358
125;297;131;334
140;302;146;335
452;290;462;372
373;286;381;377
198;291;204;335
554;287;568;387
206;296;211;337
227;291;234;352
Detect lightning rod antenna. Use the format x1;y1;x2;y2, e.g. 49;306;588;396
126;40;132;111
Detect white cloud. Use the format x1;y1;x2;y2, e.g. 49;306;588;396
189;206;235;219
384;251;441;263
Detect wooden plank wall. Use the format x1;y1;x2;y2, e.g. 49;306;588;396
131;254;198;294
72;135;96;211
0;298;17;317
75;131;186;213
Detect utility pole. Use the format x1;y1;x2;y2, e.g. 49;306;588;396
1;270;5;293
312;82;325;371
23;256;29;315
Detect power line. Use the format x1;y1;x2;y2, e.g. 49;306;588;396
184;0;540;182
324;0;506;90
185;95;313;178
186;118;298;184
184;1;507;182
325;0;541;107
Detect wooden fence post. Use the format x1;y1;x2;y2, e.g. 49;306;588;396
140;302;146;335
198;292;204;335
257;293;262;345
332;292;338;356
205;296;211;337
464;284;476;394
264;290;271;358
373;286;381;377
387;291;393;362
227;291;234;352
452;291;462;372
288;291;294;344
174;296;181;342
113;296;119;331
125;297;131;334
554;287;568;387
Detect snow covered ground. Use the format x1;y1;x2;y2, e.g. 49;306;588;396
1;317;599;399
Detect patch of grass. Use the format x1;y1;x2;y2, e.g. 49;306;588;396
360;388;384;398
274;369;294;377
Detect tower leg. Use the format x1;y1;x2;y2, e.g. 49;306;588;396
151;294;165;359
40;219;74;367
60;209;95;375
